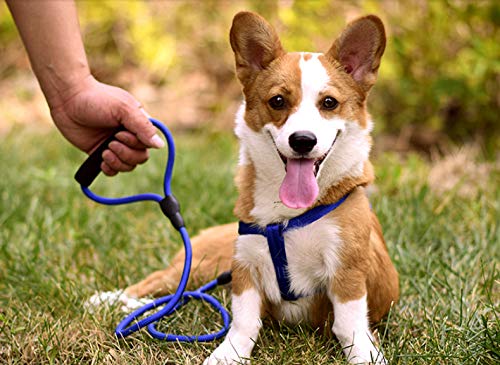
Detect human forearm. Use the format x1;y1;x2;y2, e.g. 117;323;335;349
7;0;164;175
6;0;90;108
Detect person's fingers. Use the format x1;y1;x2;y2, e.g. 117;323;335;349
101;162;118;176
115;131;148;150
121;105;164;149
108;141;149;166
102;149;135;173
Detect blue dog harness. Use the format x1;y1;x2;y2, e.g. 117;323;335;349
238;193;350;301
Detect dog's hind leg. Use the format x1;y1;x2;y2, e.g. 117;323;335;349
86;223;236;312
125;223;237;298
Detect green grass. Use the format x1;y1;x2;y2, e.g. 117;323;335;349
0;127;498;364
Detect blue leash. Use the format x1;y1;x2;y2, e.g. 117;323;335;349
74;118;231;342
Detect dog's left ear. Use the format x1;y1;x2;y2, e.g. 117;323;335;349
326;15;386;92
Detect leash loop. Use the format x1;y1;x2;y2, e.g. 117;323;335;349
75;118;231;342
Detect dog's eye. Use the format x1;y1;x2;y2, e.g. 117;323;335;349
269;95;286;110
322;96;339;110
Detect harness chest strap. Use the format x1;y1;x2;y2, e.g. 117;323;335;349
238;193;350;301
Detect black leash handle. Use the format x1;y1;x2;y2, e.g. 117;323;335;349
74;126;126;187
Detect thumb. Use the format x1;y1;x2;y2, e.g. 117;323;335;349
122;106;165;149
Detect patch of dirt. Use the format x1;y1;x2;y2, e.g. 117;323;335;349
0;74;53;135
0;69;241;136
427;144;498;198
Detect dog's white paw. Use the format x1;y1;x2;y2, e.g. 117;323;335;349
203;339;251;365
84;290;153;313
345;341;387;364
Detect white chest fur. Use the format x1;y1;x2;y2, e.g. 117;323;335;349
235;216;342;324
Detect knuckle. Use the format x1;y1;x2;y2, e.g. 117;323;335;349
103;151;122;170
135;149;149;163
119;149;135;165
102;150;114;163
138;154;149;164
124;149;146;165
101;163;117;176
110;160;122;170
109;141;122;154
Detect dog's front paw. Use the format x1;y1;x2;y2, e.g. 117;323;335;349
84;290;153;313
348;357;387;365
203;339;251;365
345;342;387;364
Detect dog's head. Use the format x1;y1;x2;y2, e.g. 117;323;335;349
230;12;385;213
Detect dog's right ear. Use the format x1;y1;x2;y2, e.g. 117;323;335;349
230;12;285;84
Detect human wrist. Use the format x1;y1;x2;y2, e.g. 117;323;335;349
44;71;94;111
41;61;92;110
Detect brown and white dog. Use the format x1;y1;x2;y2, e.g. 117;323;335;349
89;12;399;364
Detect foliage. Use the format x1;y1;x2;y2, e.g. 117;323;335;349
0;0;498;151
372;0;499;151
76;1;176;81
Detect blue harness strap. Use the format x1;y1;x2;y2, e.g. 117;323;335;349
238;193;350;301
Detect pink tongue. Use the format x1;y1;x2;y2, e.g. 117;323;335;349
279;158;319;209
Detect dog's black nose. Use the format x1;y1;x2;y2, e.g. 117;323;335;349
289;131;317;154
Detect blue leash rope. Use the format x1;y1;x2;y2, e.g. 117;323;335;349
75;118;231;342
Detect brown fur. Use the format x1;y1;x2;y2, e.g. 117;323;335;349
326;15;386;93
318;54;370;128
233;162;256;222
309;294;334;332
125;223;236;298
329;188;399;322
329;188;373;302
366;213;400;323
242;52;303;131
231;260;255;297
229;12;285;99
317;161;375;206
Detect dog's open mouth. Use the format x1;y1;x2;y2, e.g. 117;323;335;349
276;130;340;175
271;131;340;209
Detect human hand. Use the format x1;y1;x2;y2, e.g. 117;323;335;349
49;75;164;176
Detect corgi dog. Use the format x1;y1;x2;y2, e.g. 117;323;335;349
92;11;399;365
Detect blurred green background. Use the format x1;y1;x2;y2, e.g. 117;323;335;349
0;0;498;154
